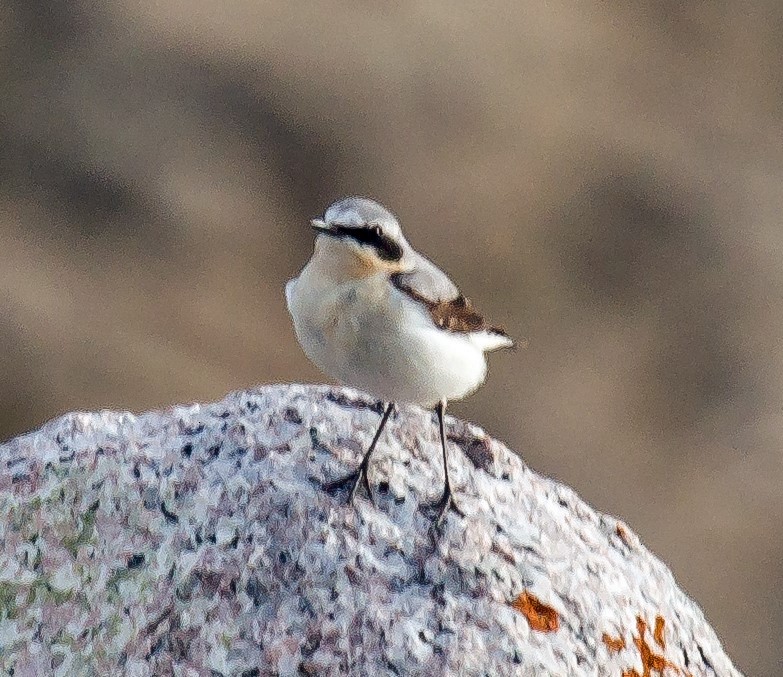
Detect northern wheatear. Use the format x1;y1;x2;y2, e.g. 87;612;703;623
286;197;514;524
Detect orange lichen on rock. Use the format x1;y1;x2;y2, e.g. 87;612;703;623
653;615;666;649
618;616;691;677
510;591;560;632
602;633;626;653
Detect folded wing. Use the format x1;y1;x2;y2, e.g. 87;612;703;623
391;252;514;351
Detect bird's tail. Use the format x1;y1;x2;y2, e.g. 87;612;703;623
469;330;518;352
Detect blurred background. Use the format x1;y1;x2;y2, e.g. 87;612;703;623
1;1;781;673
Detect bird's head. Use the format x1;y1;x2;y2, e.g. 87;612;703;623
310;197;408;275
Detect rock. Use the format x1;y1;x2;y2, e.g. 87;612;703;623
0;384;739;676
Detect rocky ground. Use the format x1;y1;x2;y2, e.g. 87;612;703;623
0;385;739;675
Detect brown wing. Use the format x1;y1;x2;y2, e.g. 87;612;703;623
390;272;511;339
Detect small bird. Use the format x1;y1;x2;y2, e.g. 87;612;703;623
286;197;514;524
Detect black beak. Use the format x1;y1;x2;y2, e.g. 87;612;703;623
311;219;343;239
311;219;332;233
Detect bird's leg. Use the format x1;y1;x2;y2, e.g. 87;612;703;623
349;401;395;503
430;399;465;527
325;402;395;505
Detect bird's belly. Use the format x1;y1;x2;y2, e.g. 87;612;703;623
287;276;488;406
341;305;488;406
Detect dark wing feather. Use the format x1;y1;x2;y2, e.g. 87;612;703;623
390;262;511;339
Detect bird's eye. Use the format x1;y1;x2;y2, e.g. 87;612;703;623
372;224;383;238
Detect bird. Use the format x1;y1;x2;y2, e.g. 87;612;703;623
286;197;514;525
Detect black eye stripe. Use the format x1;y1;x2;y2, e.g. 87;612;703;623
336;225;380;245
335;225;403;262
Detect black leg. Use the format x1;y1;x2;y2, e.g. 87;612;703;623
325;402;395;504
432;400;465;526
349;401;395;503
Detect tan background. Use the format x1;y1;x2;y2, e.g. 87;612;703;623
2;2;782;673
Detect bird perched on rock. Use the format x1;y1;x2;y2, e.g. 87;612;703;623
286;197;514;524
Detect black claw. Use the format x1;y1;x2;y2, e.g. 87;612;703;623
348;471;362;503
361;469;372;501
323;402;394;508
323;472;359;496
427;487;465;529
324;466;374;505
348;463;374;505
323;466;372;502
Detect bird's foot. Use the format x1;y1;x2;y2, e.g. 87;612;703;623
425;487;465;529
323;464;373;505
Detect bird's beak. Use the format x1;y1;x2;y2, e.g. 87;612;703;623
311;219;340;238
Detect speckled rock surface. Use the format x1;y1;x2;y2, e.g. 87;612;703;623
0;384;739;676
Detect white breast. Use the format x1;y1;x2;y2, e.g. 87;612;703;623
286;272;350;382
286;256;491;406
